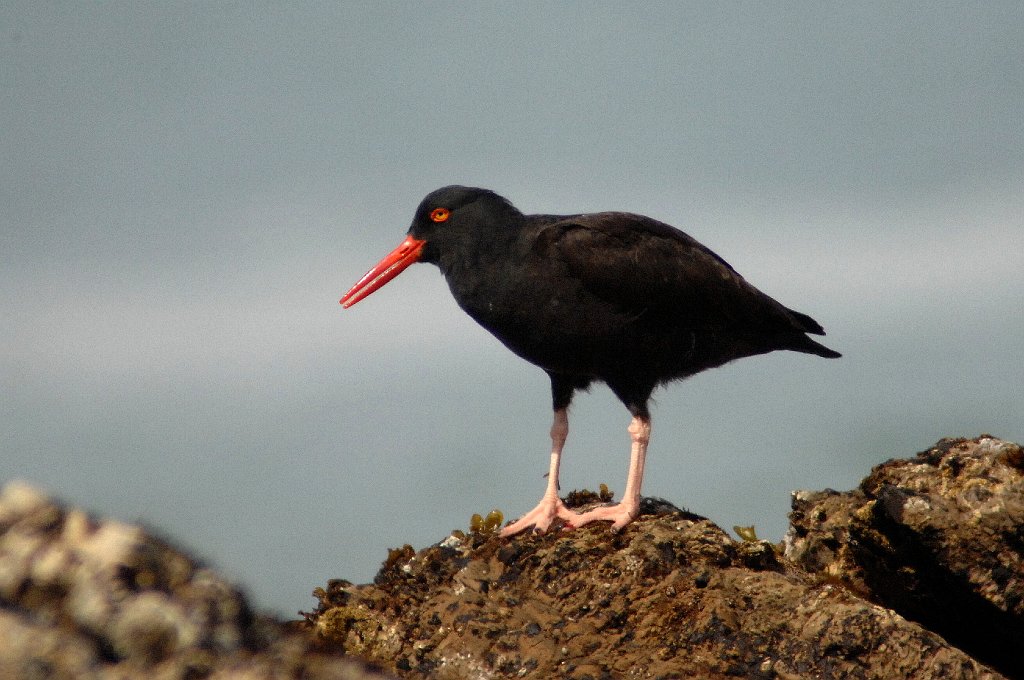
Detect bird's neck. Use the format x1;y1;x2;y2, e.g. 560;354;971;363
437;215;523;275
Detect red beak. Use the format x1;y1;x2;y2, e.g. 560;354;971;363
340;235;427;308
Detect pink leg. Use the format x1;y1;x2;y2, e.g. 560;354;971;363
572;415;651;531
500;409;579;537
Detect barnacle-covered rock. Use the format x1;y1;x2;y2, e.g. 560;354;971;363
0;481;390;679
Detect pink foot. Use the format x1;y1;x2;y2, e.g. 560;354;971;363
571;501;640;532
500;496;580;537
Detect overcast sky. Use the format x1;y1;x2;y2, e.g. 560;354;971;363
3;3;1022;616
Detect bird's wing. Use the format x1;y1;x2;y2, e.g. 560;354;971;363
532;212;811;333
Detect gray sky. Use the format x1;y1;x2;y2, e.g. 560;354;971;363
3;3;1022;615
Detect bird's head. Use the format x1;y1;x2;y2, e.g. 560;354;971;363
340;186;519;308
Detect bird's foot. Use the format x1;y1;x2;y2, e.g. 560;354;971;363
569;501;640;532
500;495;578;537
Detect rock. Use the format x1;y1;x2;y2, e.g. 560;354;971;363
303;495;1002;678
0;481;392;680
785;436;1024;679
7;435;1022;679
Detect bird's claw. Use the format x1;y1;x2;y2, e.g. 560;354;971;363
500;496;579;538
571;502;639;532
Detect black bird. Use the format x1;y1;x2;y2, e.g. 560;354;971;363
341;186;840;537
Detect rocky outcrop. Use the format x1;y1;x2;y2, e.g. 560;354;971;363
3;436;1021;679
0;481;389;679
303;501;1003;679
785;435;1024;678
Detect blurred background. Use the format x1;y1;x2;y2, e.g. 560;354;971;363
3;3;1021;616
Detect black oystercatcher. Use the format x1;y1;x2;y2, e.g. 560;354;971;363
341;186;840;537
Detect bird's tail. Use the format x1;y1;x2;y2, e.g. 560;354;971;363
779;306;841;358
787;308;827;335
788;333;842;359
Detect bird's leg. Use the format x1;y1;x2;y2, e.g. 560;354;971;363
499;408;578;537
571;414;651;531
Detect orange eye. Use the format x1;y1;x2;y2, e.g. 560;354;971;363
430;207;450;223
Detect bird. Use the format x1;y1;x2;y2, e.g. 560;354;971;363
340;186;840;537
